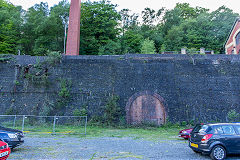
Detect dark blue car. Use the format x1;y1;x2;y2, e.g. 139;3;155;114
0;126;24;149
189;123;240;160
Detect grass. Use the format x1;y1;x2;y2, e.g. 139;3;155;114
85;125;186;141
17;124;187;141
2;118;189;141
4;119;189;140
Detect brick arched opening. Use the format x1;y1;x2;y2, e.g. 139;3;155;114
125;91;167;125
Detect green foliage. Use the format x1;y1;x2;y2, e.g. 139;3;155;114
5;107;14;115
14;80;20;86
25;66;49;86
80;0;121;55
36;79;72;116
21;1;69;55
180;121;187;126
187;48;198;55
140;38;156;54
58;79;70;99
73;109;81;117
120;9;139;33
162;8;184;36
0;0;22;54
56;79;71;111
39;100;54;116
98;40;121;55
45;51;62;66
175;3;209;19
162;5;238;53
0;0;239;55
142;7;164;25
21;2;49;55
21;51;62;87
122;30;144;53
73;105;88;116
102;95;121;126
209;6;239;53
227;109;240;122
0;54;13;62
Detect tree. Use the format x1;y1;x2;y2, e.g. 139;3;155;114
98;40;121;55
140;38;156;54
21;1;70;55
162;3;209;36
0;0;23;54
122;29;143;53
161;5;239;53
209;6;239;53
142;7;164;26
120;8;139;35
175;3;209;19
163;13;213;51
162;24;185;51
80;0;121;55
162;8;183;36
48;0;70;53
21;2;50;55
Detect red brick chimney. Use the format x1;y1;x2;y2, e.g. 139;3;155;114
66;0;81;55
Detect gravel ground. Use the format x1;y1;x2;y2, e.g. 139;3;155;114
7;135;240;160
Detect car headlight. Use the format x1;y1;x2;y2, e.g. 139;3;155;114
182;131;188;134
7;133;17;139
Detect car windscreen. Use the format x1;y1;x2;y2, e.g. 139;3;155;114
192;124;209;133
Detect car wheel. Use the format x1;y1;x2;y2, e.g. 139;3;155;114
210;145;226;160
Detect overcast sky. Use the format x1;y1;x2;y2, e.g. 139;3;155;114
9;0;240;15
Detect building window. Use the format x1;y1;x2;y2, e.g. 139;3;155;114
236;32;240;45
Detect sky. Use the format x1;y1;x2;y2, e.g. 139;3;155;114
8;0;240;15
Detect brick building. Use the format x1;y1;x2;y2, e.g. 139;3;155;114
225;18;240;54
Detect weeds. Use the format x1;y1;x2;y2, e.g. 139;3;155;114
227;109;240;122
0;54;14;62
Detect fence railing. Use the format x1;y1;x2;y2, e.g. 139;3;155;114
0;115;87;135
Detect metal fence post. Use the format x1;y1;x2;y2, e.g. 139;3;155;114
84;116;87;136
53;116;57;134
13;115;17;128
22;115;25;132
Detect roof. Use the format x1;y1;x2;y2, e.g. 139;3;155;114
224;17;240;47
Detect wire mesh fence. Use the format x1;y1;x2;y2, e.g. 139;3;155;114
0;115;87;135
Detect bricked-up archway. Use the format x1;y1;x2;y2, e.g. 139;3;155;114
126;91;167;125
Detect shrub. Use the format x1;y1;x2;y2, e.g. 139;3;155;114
73;105;88;116
73;109;81;117
140;38;156;54
227;109;240;122
5;107;14;115
187;48;198;55
39;101;54;116
103;95;121;126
